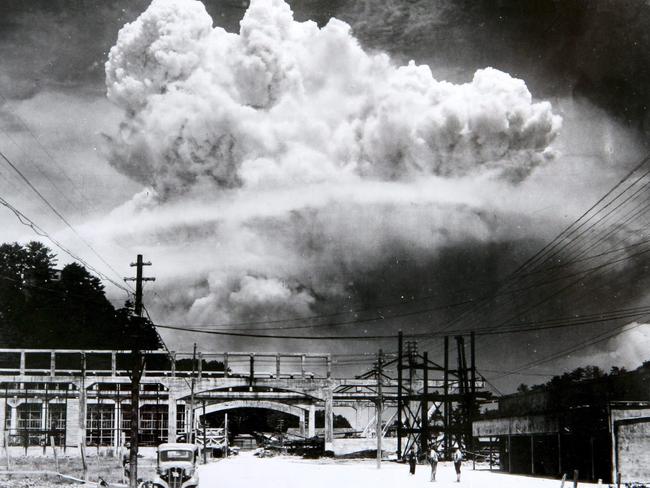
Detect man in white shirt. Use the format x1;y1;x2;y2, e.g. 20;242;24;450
453;448;463;482
428;447;439;482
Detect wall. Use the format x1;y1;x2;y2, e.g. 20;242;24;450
610;403;650;484
330;437;398;456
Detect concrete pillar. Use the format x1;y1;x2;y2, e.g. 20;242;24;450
299;411;306;437
324;388;334;451
113;401;120;450
168;395;177;443
531;434;535;474
308;404;316;438
65;397;81;447
50;352;56;377
0;400;5;438
275;355;281;378
9;406;17;434
41;402;47;430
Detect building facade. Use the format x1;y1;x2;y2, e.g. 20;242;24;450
473;366;650;484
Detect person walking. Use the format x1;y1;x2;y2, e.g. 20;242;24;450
453;448;463;482
428;447;439;482
407;447;417;475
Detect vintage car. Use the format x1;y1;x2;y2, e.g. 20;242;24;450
152;443;200;488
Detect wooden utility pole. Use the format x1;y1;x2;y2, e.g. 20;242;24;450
397;331;403;459
376;349;383;469
188;343;197;444
124;254;155;488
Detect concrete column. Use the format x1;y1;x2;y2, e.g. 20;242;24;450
65;397;81;447
299;410;306;437
41;402;47;430
324;388;334;451
9;405;17;433
113;401;120;450
50;352;56;377
0;400;5;438
308;404;316;438
530;434;535;474
167;394;177;443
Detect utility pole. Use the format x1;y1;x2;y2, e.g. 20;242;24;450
376;349;383;469
188;343;197;444
124;254;155;488
224;413;229;458
397;331;403;459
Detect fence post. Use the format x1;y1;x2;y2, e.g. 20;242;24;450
3;432;10;470
50;436;59;474
79;443;88;481
572;469;579;487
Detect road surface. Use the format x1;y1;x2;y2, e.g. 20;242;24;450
198;452;601;487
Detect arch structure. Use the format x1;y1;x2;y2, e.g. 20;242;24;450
197;400;308;419
195;400;315;438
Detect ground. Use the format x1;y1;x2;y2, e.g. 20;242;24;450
199;453;603;487
0;451;605;487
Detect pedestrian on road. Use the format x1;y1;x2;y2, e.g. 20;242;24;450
122;442;131;482
407;447;417;475
428;447;439;482
453;448;463;482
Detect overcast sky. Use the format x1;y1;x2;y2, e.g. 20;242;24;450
1;0;649;392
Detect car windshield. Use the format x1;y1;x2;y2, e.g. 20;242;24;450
160;450;194;462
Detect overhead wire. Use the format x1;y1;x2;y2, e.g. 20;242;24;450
0;149;130;292
0;91;96;210
0;194;131;295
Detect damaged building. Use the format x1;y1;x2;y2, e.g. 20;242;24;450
473;365;650;485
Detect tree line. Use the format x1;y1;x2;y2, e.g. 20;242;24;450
0;241;160;349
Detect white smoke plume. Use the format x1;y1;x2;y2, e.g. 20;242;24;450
102;0;562;335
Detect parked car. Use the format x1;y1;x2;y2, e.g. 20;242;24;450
152;443;200;488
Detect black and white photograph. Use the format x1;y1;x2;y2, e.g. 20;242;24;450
0;0;649;486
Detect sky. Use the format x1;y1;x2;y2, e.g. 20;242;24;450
0;0;649;393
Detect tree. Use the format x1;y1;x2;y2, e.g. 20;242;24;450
0;240;160;350
516;383;530;393
315;410;351;429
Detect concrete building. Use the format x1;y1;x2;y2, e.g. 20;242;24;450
473;366;650;485
0;348;400;456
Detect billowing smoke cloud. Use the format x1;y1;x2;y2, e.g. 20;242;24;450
101;0;564;338
105;0;560;196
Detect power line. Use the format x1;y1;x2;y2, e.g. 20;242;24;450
0;194;131;295
0;91;95;210
0;149;129;289
425;158;650;342
487;319;650;382
152;304;650;341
